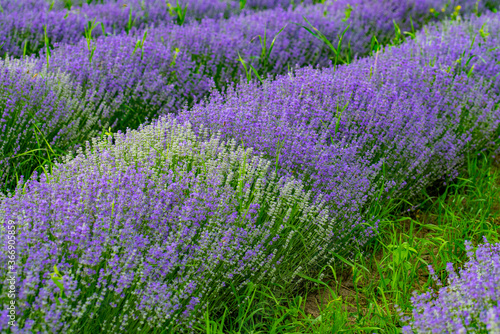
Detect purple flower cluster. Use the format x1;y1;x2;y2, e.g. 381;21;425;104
5;0;490;193
402;238;500;333
405;12;500;94
0;6;499;234
36;34;179;130
0;0;301;58
1;0;156;58
0;118;335;332
0;56;111;192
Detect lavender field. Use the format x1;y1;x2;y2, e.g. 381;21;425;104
0;0;500;333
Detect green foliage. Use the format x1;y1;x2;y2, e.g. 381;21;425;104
166;0;188;26
319;100;350;147
237;24;287;83
10;119;64;194
295;16;351;68
62;0;73;10
43;25;51;69
84;19;99;64
239;0;247;11
60;0;104;9
125;7;137;35
49;265;66;306
131;29;148;60
342;4;353;22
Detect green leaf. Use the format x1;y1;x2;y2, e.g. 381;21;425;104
250;65;263;84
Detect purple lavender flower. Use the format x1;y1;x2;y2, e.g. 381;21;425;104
401;12;500;94
0;6;499;332
176;17;500;249
402;238;500;333
4;9;500;243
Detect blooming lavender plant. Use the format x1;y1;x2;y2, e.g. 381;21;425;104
35;33;178;130
396;11;500;94
1;1;151;58
142;0;500;77
5;9;500;235
0;118;340;332
0;56;111;193
24;0;422;253
0;6;499;333
402;238;500;333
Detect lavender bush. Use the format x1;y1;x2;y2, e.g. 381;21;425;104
407;12;500;94
2;10;500;220
0;118;341;332
0;4;499;333
0;57;111;193
1;0;160;58
1;0;456;193
402;238;500;333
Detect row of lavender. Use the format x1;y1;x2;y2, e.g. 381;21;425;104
177;13;500;331
1;11;499;332
1;0;495;193
0;0;318;58
35;0;492;121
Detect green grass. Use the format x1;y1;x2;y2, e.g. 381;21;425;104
197;151;500;333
